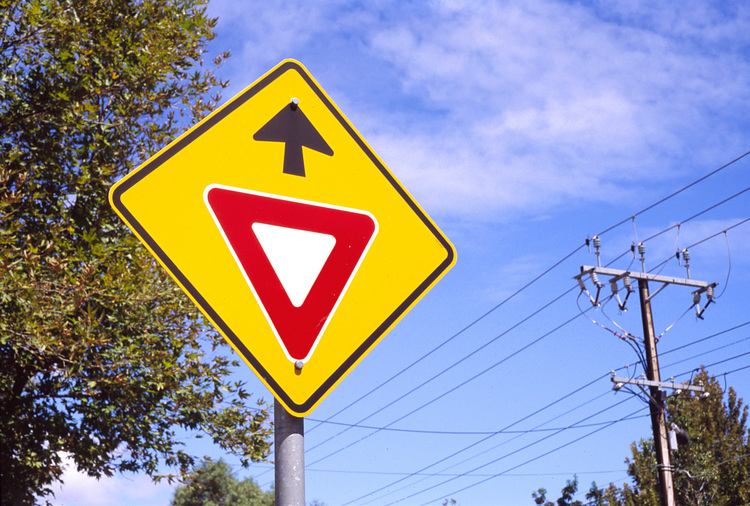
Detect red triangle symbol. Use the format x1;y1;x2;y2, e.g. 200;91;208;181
204;185;378;362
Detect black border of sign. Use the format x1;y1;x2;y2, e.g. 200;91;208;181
110;60;456;414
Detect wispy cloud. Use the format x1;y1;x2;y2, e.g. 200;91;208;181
207;0;750;221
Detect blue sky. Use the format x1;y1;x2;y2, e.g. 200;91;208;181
53;1;750;505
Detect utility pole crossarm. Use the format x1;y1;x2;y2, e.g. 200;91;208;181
577;266;715;291
611;376;706;394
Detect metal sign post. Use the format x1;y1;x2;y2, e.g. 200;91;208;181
274;400;304;506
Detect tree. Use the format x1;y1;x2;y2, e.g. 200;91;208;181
619;369;750;505
170;460;274;506
532;475;583;506
0;1;271;504
532;369;750;505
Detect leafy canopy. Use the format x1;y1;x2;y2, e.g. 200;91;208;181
171;460;274;506
0;0;271;503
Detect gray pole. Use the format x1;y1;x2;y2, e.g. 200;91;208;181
274;399;305;506
638;279;676;506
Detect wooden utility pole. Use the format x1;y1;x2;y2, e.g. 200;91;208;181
575;260;715;506
638;279;675;506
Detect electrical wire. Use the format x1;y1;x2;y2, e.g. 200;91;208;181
298;157;750;493
661;335;750;371
305;244;588;436
689;350;750;372
660;321;750;357
249;359;748;489
651;222;680;276
648;216;750;273
415;410;642;506
306;412;650;436
306;467;629;478
322;157;750;440
311;152;750;442
404;403;646;506
715;231;731;298
671;357;750;384
305;288;581;461
320;233;743;486
354;352;750;505
346;370;635;505
654;304;695;343
310;313;588;471
595;150;750;238
576;291;648;371
639;184;750;245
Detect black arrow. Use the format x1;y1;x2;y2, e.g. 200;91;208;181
253;99;333;177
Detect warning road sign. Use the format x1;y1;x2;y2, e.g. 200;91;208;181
109;60;456;416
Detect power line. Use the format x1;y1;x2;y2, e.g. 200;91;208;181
595;150;750;238
340;365;750;504
366;394;625;504
306;413;651;436
345;370;634;505
389;400;642;505
417;407;645;506
646;216;750;273
692;350;750;372
293;154;750;491
305;286;579;452
311;151;750;438
660;321;750;357
308;307;585;468
639;184;750;245
306;244;587;436
315;267;745;476
245;362;748;489
306;467;629;478
662;335;750;371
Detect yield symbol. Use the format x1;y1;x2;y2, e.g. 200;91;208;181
252;223;335;308
204;184;378;363
253;101;333;177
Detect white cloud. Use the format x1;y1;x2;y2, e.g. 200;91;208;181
207;0;750;221
364;0;750;218
49;455;174;506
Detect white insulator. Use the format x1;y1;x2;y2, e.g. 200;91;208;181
591;271;601;286
638;242;646;256
577;277;586;290
682;248;690;262
623;275;632;289
610;280;618;295
593;235;601;249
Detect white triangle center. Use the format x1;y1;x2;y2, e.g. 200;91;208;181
252;223;336;307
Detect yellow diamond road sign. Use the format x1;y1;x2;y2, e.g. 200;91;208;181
109;60;456;416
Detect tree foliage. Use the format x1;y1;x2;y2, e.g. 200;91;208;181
532;369;750;505
170;460;274;506
0;1;271;503
532;475;583;506
618;369;750;505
